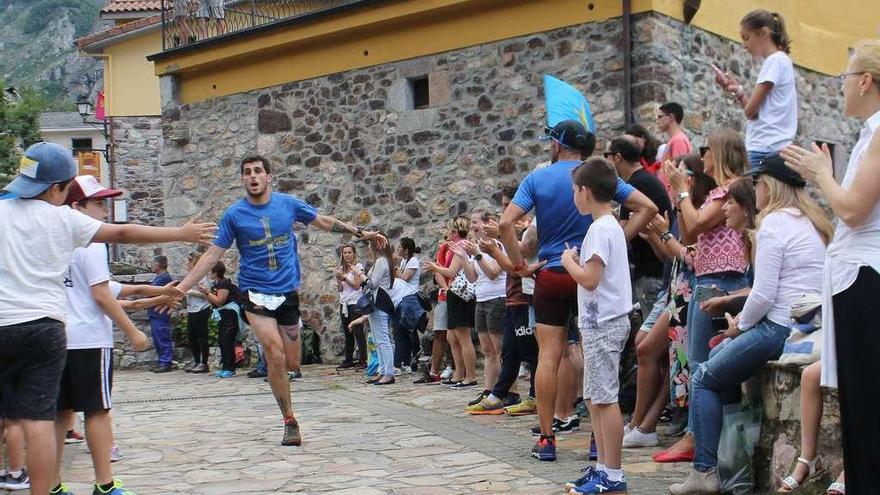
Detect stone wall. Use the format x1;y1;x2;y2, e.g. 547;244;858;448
153;12;859;361
111;116;165;268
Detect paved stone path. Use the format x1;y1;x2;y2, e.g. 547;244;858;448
49;365;689;494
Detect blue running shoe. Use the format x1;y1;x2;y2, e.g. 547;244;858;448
569;470;627;494
92;479;138;495
530;436;556;461
588;432;598;461
565;465;597;489
215;370;235;378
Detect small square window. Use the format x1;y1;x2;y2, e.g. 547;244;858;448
408;76;429;110
71;138;93;150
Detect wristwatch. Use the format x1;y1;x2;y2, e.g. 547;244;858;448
355;226;364;238
660;232;674;242
474;253;483;261
676;192;691;204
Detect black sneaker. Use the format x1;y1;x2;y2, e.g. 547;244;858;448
530;418;563;436
336;362;355;370
290;370;303;379
502;392;521;407
555;416;580;434
247;369;267;378
281;419;301;446
150;364;172;373
468;390;490;406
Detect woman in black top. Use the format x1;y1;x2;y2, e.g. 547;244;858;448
206;261;241;377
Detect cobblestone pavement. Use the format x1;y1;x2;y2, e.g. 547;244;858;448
52;365;689;494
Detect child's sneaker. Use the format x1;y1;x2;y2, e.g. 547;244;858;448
530;436;556;461
4;469;30;491
569;470;627;494
215;370;235;378
588;432;598;461
565;466;598;489
65;429;85;444
92;480;137;495
50;483;74;495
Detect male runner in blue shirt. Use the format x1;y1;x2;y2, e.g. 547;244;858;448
175;155;386;447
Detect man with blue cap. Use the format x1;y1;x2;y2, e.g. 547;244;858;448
0;142;216;495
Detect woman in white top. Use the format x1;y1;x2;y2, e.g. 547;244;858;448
397;237;422;289
715;10;797;169
334;244;366;369
460;211;507;402
185;251;213;373
670;159;833;494
781;39;880;495
394;237;422;372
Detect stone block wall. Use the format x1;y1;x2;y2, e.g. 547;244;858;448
153;11;858;361
111;116;166;268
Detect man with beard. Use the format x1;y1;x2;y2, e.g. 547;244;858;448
499;120;657;461
174;155;386;446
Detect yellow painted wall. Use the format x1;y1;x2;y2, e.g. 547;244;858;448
153;0;623;104
104;31;163;116
645;0;880;75
148;0;879;105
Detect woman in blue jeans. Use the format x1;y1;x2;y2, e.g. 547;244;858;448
659;130;750;462
670;155;833;494
365;235;397;385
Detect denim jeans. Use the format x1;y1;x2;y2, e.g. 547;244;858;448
686;272;751;430
691;318;789;471
747;149;776;170
369;309;395;377
255;343;268;375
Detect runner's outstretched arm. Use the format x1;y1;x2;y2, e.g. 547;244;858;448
310;214;388;247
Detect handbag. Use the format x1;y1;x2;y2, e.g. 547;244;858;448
416;289;434;312
777;293;822;366
354;291;375;315
448;271;475;302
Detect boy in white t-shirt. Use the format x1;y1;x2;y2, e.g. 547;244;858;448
561;158;632;495
0;143;215;495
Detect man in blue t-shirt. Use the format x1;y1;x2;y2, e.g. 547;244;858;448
176;155;386;447
499;120;657;461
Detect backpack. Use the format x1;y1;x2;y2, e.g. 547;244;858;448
300;323;322;365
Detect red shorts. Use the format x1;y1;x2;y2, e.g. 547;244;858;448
533;268;578;328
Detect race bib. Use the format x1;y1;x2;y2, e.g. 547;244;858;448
249;291;286;311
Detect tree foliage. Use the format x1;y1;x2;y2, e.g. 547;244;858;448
21;0;102;37
1;85;48;188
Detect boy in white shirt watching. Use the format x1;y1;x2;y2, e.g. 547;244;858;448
561;157;632;494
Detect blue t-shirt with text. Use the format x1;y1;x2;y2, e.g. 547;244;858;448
214;193;317;294
512;160;635;268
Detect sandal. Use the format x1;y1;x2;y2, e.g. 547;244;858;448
827;482;845;495
779;456;820;492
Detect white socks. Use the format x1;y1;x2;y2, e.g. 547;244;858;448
605;467;624;482
486;393;501;404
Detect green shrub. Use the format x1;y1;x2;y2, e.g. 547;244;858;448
172;314;219;348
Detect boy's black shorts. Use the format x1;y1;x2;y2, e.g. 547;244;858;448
0;318;67;420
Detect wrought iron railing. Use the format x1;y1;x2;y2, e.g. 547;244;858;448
159;0;361;51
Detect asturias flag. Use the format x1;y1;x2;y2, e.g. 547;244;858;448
543;74;595;133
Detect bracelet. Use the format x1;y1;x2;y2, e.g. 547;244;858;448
355;226;364;238
660;232;674;242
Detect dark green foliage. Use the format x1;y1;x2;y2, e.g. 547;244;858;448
0;84;48;188
21;0;101;37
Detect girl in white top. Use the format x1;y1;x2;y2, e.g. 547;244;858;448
459;210;507;398
715;10;797;168
782;40;880;494
396;237;422;289
335;244;366;368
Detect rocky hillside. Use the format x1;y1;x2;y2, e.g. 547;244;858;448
0;0;105;109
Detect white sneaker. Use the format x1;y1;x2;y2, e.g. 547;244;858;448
622;427;659;448
440;366;453;380
393;367;403;376
518;363;529;378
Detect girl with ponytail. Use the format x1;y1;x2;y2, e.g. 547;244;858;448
714;9;798;169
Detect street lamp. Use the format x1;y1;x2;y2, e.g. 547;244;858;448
76;98;93;120
76;97;127;225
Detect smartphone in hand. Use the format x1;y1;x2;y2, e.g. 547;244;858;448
694;284;727;304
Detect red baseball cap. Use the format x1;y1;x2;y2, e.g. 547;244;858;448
64;175;123;206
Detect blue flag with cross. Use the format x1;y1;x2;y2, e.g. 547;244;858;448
544;74;595;133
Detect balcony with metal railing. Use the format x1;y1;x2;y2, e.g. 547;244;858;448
158;0;367;51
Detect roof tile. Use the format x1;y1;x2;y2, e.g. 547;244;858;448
101;1;162;14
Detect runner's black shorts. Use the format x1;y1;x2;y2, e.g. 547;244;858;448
242;290;300;327
57;348;114;413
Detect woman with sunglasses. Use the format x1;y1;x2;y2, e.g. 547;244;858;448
781;39;880;494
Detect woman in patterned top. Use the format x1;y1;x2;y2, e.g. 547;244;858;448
655;130;750;462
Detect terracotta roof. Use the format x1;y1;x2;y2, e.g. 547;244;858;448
75;13;161;50
101;1;162;14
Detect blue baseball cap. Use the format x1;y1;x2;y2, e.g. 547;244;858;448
3;142;77;199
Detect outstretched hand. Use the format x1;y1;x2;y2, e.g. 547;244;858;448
181;214;217;245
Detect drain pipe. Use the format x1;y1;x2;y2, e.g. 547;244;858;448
622;0;633;127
